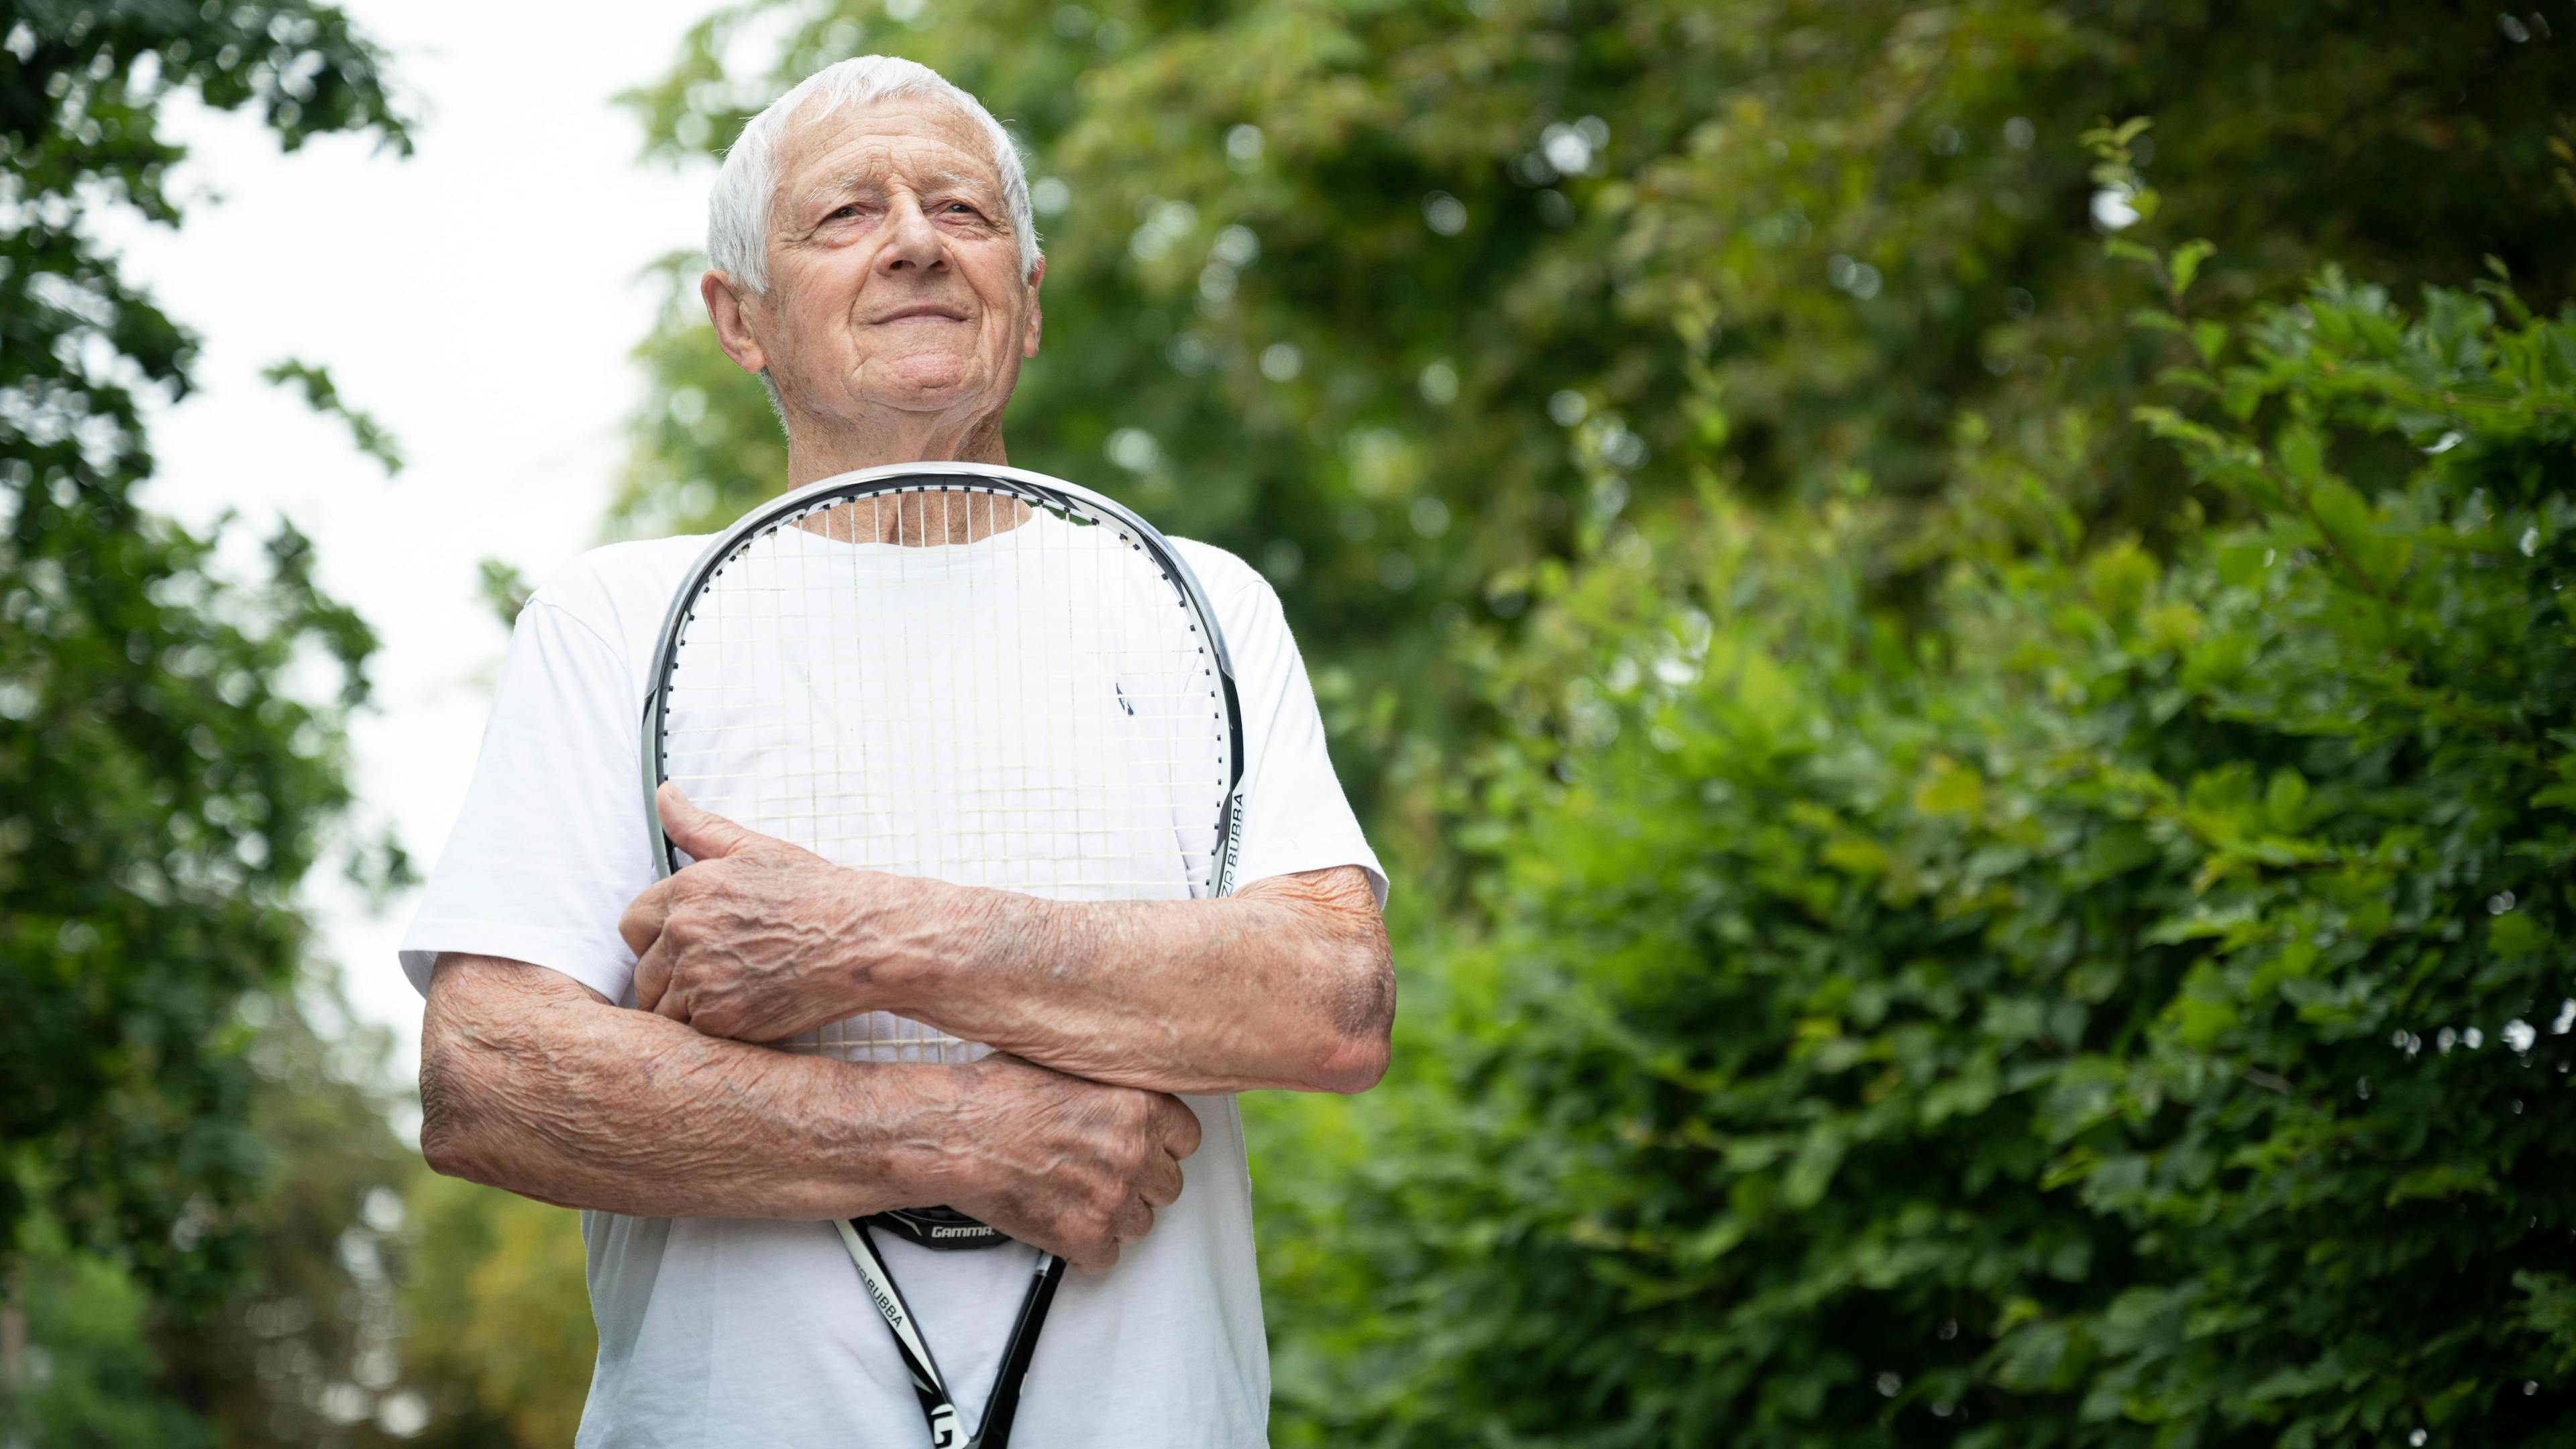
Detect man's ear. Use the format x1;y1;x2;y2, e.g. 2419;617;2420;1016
701;270;769;376
1020;256;1045;359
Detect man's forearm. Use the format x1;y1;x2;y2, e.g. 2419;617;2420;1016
891;866;1394;1096
419;953;965;1220
618;793;1396;1098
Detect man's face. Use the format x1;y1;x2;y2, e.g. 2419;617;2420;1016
743;97;1040;426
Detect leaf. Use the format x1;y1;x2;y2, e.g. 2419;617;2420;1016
2222;374;2267;421
1821;837;1890;877
1913;755;1986;819
1781;1130;1847;1208
476;558;533;628
2142;600;2203;651
2487;910;2544;959
2169;239;2216;296
2076;823;2159;881
2512;1273;2576;1372
1991;1322;2078;1392
2384;1164;2498;1205
2263;769;2310;830
2104;237;2160;268
261;358;407;476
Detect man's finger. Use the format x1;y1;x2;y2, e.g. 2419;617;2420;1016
654;987;693;1025
618;877;675;958
641;949;693;1024
1137;1151;1184;1209
632;936;672;1012
1154;1095;1203;1161
1112;1197;1155;1245
656;781;767;864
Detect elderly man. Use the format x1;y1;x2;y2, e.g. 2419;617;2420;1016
402;56;1392;1448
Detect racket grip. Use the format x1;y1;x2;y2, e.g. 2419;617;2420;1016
972;1254;1066;1448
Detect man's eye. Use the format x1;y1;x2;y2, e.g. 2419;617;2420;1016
826;204;858;221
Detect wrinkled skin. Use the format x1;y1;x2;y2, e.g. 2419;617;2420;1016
700;95;1043;482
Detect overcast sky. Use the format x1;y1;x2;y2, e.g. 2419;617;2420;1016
111;0;726;1095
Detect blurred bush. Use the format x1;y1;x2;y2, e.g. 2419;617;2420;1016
390;1177;595;1449
1267;268;2576;1442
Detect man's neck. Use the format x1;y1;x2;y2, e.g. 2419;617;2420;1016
783;407;1009;488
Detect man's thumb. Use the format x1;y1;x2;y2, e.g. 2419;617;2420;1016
657;782;757;862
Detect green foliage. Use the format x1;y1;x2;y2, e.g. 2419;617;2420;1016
392;1177;596;1449
0;1;433;1440
475;555;534;629
616;0;2575;849
151;996;425;1446
263;358;406;476
5;1219;209;1448
1273;277;2576;1444
5;994;427;1448
2;0;405;1304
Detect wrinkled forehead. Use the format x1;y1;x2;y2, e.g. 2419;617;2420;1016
770;95;1002;209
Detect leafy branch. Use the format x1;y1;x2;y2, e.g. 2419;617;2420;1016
262;359;405;476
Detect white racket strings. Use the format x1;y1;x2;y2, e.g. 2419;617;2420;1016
656;484;1232;1065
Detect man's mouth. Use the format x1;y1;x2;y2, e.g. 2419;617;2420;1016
875;304;970;325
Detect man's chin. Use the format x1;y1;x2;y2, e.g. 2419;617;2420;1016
869;355;994;409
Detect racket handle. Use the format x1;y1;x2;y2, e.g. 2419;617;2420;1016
969;1254;1066;1448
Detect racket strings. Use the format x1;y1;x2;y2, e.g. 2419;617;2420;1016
659;484;1230;1067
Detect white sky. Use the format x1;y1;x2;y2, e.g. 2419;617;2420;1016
111;0;725;1095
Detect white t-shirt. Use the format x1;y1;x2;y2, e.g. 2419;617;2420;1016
399;530;1385;1449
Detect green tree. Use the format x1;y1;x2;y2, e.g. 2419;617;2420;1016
393;1177;596;1449
0;1;425;1440
5;1224;210;1447
9;997;433;1448
1;0;407;1294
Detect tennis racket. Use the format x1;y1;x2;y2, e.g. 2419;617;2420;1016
639;462;1246;1448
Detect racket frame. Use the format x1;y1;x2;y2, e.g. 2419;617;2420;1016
635;461;1248;1448
640;460;1245;889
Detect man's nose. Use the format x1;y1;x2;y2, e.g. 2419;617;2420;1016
877;197;945;274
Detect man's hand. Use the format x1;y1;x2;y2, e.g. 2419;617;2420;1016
936;1055;1203;1272
621;783;943;1042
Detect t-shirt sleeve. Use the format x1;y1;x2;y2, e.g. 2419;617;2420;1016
1218;572;1389;908
396;597;656;1003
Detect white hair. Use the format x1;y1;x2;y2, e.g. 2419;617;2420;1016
708;55;1040;296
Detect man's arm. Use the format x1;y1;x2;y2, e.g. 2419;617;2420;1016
623;786;1395;1097
912;865;1393;1095
417;952;1201;1270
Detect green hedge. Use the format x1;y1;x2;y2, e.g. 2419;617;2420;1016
1267;272;2576;1445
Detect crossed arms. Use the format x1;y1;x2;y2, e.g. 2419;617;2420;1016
418;786;1393;1270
